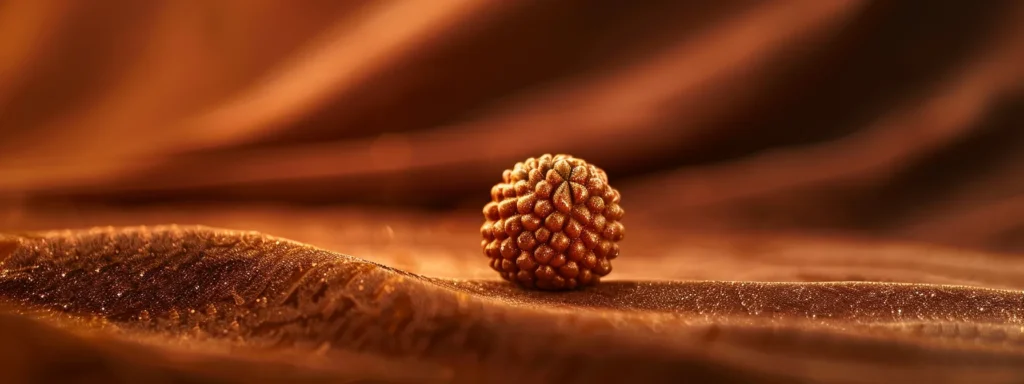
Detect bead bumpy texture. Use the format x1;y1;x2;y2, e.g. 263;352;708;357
482;154;625;290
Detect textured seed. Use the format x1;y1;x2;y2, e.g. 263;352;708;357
485;240;501;259
606;204;624;221
516;270;535;286
491;220;506;240
481;154;625;291
582;252;598;269
544;212;567;232
578;269;593;285
586;177;605;196
603;221;624;241
591;214;607;232
536;265;556;280
570;182;588;203
550;276;567;289
580;229;600;250
516;253;537;270
517;193;537;214
498;199;516;218
528;168;544;185
549;254;567;268
571;205;592;227
484;202;500;220
601;187;615;203
514;180;531;195
534;228;551;243
586;196;604;213
534;199;554;218
564;219;583;239
553;182;572;213
499;238;518;259
538;156;552;171
608;243;621;260
559;261;579;278
535;245;555;264
594;258;612;276
567;240;586;261
535;181;553;199
570;165;588;183
520;214;542;231
481;223;494;241
546;169;564;186
595;240;612;258
602;221;621;241
555;159;573;178
503;215;522;237
517;232;538;251
512;169;529;182
550;232;570;252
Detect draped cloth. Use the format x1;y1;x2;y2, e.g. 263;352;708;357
1;1;1023;382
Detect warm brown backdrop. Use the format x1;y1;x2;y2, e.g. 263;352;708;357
2;1;1023;253
2;2;1024;383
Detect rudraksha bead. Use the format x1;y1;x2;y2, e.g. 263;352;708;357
481;154;624;290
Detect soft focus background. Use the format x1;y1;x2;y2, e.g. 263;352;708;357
2;1;1024;254
3;3;1024;383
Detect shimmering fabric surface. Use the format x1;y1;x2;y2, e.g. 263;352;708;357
1;213;1023;383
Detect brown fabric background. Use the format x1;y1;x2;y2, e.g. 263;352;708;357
3;1;1024;252
1;1;1024;383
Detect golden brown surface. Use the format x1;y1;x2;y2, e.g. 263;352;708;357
3;1;1024;383
1;209;1024;383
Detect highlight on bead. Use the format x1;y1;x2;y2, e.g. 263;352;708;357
481;154;624;291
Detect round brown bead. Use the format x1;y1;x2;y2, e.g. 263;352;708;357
481;154;625;291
